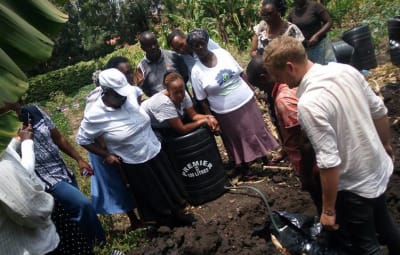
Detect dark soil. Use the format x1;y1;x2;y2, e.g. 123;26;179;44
130;74;400;255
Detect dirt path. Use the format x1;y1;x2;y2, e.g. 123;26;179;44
129;64;400;255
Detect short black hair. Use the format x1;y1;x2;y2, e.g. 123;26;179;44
105;56;129;69
139;31;156;45
167;29;186;48
261;0;287;16
246;56;265;86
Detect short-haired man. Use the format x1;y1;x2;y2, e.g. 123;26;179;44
264;36;400;254
247;56;322;213
135;31;188;97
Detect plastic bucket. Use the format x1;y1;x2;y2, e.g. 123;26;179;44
342;25;377;70
331;40;354;64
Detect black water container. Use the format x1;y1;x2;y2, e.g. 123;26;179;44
331;40;354;64
166;127;227;205
388;16;400;65
342;25;377;70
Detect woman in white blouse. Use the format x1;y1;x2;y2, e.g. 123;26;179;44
141;71;219;137
77;68;195;227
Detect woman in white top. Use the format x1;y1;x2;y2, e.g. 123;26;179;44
187;29;279;179
77;68;195;227
141;71;219;137
0;122;59;255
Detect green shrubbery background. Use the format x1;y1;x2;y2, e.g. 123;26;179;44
26;44;144;102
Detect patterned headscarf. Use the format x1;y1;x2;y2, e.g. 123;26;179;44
186;29;209;49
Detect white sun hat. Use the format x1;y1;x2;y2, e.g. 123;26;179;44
99;68;130;96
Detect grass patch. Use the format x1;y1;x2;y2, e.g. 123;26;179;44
34;84;144;254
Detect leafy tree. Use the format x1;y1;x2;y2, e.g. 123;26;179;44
0;0;67;152
158;0;259;50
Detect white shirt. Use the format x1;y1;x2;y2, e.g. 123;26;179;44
77;86;161;164
0;138;59;255
182;38;221;74
297;63;392;198
141;90;193;128
191;48;254;114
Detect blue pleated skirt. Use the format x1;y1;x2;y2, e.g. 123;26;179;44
89;152;135;214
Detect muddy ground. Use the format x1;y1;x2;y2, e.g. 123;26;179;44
128;67;400;255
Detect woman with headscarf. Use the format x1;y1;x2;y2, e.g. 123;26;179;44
288;0;336;64
77;68;195;228
250;0;304;58
187;29;279;180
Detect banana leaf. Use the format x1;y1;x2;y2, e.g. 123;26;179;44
0;0;68;35
0;111;20;157
0;0;67;154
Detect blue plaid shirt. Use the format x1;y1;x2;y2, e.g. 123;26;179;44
30;106;74;189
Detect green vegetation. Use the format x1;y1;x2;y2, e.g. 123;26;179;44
328;0;400;47
37;84;145;255
26;44;144;103
0;0;66;152
3;0;397;253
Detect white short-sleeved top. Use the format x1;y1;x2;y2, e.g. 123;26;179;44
297;63;392;198
77;86;161;164
141;90;193;128
191;48;254;114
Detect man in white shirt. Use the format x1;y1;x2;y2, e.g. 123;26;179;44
0;121;59;255
263;36;400;254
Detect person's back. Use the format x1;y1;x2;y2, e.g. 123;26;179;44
0;136;59;255
297;62;392;197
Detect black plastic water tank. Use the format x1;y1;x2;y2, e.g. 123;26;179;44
166;127;227;205
331;40;354;64
342;25;377;70
388;16;400;65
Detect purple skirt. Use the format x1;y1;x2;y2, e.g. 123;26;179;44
215;97;278;165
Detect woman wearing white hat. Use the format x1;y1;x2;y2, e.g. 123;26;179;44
77;68;194;227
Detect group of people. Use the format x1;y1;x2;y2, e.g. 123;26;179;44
1;0;400;254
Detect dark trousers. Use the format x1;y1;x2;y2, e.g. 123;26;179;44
122;151;187;225
332;190;400;255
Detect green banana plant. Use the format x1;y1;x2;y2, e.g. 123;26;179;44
0;0;67;153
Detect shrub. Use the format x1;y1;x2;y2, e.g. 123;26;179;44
26;43;144;102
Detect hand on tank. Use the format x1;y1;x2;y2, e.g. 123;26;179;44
206;115;220;132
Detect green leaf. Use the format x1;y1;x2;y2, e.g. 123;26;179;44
0;2;54;64
0;47;27;81
0;70;29;108
1;0;68;34
0;111;20;156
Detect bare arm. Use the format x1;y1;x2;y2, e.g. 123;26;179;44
373;115;393;160
319;166;340;230
134;67;144;86
81;143;122;165
50;128;92;174
167;117;207;135
308;10;332;46
186;107;219;132
250;34;259;58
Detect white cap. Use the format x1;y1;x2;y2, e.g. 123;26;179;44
99;68;130;96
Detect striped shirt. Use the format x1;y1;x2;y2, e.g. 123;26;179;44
30;106;74;189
